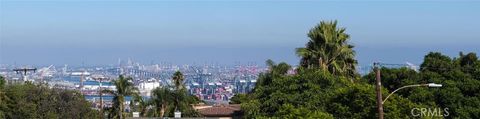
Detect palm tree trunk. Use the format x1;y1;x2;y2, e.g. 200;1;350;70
319;57;328;71
119;96;124;119
174;99;179;112
318;58;321;68
141;108;147;117
160;102;167;117
119;104;123;119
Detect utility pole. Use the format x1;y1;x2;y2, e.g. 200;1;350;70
13;68;37;82
374;62;383;119
99;78;103;119
373;62;416;119
92;76;107;119
81;62;86;90
80;70;85;89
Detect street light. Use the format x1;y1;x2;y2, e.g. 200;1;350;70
91;75;108;119
426;83;443;88
382;83;442;105
373;62;443;119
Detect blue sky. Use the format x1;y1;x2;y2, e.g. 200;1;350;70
1;1;479;66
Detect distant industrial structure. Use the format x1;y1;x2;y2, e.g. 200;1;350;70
0;59;266;109
13;67;37;82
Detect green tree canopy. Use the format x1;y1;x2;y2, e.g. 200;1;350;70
137;71;200;118
0;82;98;118
151;86;176;117
243;62;423;118
103;75;138;119
172;71;185;90
239;21;479;118
363;52;480;118
296;20;358;79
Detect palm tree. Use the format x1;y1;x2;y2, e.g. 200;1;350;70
171;71;187;113
151;86;175;117
256;60;292;89
103;75;138;119
266;59;292;75
131;94;150;117
150;71;200;117
172;71;184;90
296;20;358;79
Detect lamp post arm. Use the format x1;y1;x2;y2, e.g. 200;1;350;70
382;84;424;104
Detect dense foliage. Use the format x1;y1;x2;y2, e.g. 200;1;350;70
239;20;479;118
0;77;99;119
296;20;358;79
103;75;139;119
1;20;478;118
150;87;200;117
363;52;480;118
130;71;201;118
0;73;200;119
241;61;423;118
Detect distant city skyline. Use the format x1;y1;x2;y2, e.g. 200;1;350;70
1;1;479;66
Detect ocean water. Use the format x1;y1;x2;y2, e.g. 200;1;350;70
85;95;150;101
62;76;152;102
85;95;132;101
63;76;113;86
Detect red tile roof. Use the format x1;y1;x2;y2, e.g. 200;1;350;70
197;104;241;117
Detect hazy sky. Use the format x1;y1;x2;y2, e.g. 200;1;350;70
1;0;479;66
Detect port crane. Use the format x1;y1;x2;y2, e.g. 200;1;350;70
13;68;37;81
